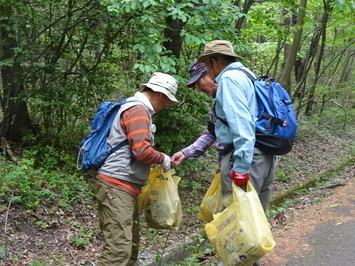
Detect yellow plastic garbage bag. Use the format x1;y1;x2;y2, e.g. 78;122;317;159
198;172;223;222
138;167;182;229
205;182;276;265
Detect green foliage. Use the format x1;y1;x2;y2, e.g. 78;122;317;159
154;250;164;263
71;236;90;249
0;245;5;260
175;146;218;184
35;221;51;229
184;235;207;264
275;169;290;183
296;105;355;143
29;259;45;266
70;221;97;249
153;83;213;156
1;0;354;155
332;0;355;12
165;235;217;266
27;255;66;266
267;198;294;218
0;150;92;210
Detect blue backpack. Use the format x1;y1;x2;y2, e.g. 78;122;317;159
238;68;298;155
77;97;135;172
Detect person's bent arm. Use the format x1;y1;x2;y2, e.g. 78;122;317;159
171;128;216;167
218;73;255;174
121;105;166;165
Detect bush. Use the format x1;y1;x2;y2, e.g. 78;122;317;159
0;149;93;210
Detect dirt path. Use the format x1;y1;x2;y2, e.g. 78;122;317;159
263;164;355;265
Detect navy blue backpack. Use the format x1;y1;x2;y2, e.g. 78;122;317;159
77;97;132;172
239;69;298;155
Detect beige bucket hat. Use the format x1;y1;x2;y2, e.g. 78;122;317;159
139;72;179;105
197;40;243;62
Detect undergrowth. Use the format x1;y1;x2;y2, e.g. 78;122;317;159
0;146;93;210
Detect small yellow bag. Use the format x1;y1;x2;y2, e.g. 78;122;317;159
198;172;223;222
205;182;276;266
138;167;182;229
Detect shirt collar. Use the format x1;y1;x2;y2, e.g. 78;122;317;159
215;62;244;84
130;92;155;115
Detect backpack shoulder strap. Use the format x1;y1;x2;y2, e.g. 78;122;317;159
213;67;256;127
110;139;129;154
236;69;285;131
236;67;257;83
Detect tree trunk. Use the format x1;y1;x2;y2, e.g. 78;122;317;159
305;0;333;116
235;0;255;32
338;39;354;84
304;29;326;116
271;5;287;78
0;5;33;142
278;0;308;93
163;16;184;59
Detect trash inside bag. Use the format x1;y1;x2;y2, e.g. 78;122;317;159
138;167;182;229
205;182;276;265
198;172;223;222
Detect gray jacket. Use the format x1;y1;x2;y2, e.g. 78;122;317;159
97;92;155;185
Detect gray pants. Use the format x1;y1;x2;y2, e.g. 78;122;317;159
220;147;276;213
219;148;276;266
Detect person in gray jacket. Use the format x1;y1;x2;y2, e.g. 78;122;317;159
95;72;178;266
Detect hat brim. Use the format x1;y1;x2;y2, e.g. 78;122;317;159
197;52;243;63
139;84;178;105
186;72;204;88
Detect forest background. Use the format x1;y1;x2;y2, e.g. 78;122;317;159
1;0;355;265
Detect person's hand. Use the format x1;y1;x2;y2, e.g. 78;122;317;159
230;170;249;185
160;153;171;172
171;151;186;167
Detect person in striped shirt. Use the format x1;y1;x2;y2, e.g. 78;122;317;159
95;72;178;266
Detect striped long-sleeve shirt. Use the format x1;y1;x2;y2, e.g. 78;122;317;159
97;92;164;197
121;104;164;164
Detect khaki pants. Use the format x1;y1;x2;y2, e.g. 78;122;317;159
95;180;140;266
